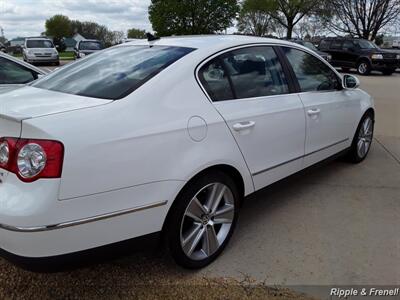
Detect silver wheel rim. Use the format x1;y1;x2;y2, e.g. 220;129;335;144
180;182;235;261
357;117;373;158
358;63;368;74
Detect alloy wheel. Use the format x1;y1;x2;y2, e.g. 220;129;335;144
180;182;235;261
357;116;373;158
358;63;368;74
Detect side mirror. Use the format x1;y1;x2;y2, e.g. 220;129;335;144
343;74;360;89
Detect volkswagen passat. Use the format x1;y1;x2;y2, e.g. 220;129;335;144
0;35;374;269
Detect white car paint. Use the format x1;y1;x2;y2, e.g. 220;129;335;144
0;35;374;261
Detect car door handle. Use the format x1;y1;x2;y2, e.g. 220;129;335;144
233;121;256;131
307;109;321;116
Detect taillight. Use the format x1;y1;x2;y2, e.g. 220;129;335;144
0;137;64;183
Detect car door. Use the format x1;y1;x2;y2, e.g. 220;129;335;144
198;45;306;190
281;46;359;167
342;40;358;68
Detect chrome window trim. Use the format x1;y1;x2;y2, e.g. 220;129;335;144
195;43;343;103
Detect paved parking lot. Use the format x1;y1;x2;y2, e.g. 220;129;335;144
1;67;399;296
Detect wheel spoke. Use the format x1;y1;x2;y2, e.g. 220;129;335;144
213;205;234;224
202;225;219;256
182;224;205;256
186;196;207;222
205;183;226;214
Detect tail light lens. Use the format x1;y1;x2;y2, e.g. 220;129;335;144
0;137;64;183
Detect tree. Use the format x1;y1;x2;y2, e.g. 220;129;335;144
70;20;120;47
45;15;72;39
127;28;146;39
247;0;324;39
149;0;239;36
326;0;400;41
237;0;275;36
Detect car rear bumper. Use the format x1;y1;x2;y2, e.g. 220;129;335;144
0;172;183;263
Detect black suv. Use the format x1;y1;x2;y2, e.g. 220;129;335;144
319;38;400;75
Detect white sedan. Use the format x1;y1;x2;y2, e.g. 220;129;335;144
0;35;374;269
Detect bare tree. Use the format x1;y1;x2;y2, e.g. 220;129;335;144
326;0;400;40
267;0;319;39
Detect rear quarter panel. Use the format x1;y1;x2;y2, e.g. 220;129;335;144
21;59;254;203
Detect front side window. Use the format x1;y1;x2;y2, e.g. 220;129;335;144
354;40;378;49
200;46;289;101
283;47;341;92
32;45;195;100
79;41;103;51
26;40;54;48
0;57;36;84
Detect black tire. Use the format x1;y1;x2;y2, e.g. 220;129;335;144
347;111;374;163
341;67;351;72
357;60;371;75
165;171;240;269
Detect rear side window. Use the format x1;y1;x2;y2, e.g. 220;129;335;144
283;47;341;92
330;40;343;49
319;40;331;50
33;46;195;100
342;40;354;50
0;57;36;84
199;59;234;101
199;46;289;101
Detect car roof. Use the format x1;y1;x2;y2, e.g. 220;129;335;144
26;37;52;41
80;39;101;42
0;52;47;75
120;34;295;53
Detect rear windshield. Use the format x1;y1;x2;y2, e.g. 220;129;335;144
32;45;195;100
27;40;54;48
79;41;103;50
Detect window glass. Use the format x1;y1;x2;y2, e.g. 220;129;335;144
32;45;195;100
79;41;103;50
342;40;354;50
222;46;289;99
319;40;331;50
283;47;341;92
199;59;234;101
0;57;36;84
26;40;54;48
353;40;377;49
330;40;342;49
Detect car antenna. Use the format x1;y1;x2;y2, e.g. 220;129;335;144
146;33;160;42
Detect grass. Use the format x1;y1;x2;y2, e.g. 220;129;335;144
12;51;75;61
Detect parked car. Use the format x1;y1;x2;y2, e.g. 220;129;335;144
290;39;332;62
22;37;59;66
319;37;400;75
74;39;104;59
0;52;47;94
0;42;6;53
393;40;400;48
0;36;374;270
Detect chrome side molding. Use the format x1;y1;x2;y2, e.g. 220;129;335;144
0;200;168;233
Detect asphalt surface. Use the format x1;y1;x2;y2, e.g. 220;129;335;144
2;64;399;297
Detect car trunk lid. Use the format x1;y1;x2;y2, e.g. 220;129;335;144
0;86;112;119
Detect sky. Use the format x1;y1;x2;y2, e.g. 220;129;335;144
0;0;153;40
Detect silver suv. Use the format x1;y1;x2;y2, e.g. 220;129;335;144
23;37;59;65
